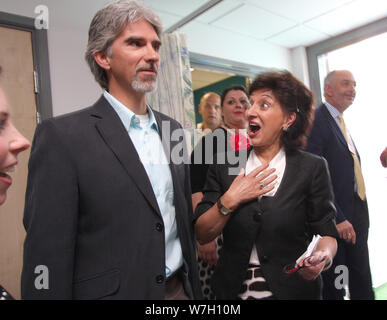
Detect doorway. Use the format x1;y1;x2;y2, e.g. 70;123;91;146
190;52;267;127
191;68;249;126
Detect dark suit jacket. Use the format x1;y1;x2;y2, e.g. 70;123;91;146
306;103;368;224
195;149;339;300
21;96;202;300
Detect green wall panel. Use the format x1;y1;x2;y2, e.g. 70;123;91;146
193;75;247;125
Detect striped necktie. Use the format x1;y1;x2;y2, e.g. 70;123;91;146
338;115;366;200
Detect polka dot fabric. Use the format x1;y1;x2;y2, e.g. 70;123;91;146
198;234;223;300
0;286;14;300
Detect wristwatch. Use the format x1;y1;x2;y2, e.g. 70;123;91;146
217;198;233;216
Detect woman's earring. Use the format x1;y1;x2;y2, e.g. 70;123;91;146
283;126;289;132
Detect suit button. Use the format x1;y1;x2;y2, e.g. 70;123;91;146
261;255;269;263
253;212;262;222
156;223;163;232
156;275;164;284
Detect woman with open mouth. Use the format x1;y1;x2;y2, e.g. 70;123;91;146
195;70;339;300
0;66;31;300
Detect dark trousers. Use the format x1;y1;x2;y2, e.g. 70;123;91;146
165;268;191;300
322;194;374;300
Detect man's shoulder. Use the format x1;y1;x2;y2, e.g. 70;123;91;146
152;109;183;129
38;97;107;137
313;103;328;118
290;149;328;172
310;104;332;131
45;96;107;122
296;149;324;163
51;106;94;123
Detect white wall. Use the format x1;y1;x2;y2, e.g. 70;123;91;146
181;20;292;71
1;0;294;116
290;46;310;87
1;0;105;116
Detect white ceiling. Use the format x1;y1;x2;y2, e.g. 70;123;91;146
142;0;387;49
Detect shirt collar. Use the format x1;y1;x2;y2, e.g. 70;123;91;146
103;90;158;132
247;146;285;170
324;101;342;119
269;147;286;168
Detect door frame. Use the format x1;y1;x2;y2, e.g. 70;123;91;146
0;11;52;121
190;52;268;79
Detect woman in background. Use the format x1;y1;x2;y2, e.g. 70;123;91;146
0;66;31;300
190;85;250;299
195;71;338;300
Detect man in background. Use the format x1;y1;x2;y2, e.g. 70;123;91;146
196;92;221;133
191;92;222;207
21;0;201;300
306;70;374;300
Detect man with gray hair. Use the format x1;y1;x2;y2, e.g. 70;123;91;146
22;0;201;300
306;70;374;300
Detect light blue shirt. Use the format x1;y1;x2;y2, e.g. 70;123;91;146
103;91;183;277
324;101;342;129
324;101;357;147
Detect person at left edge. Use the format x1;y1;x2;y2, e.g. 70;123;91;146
0;65;31;300
21;0;202;300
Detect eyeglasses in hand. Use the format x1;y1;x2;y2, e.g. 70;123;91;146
283;254;328;275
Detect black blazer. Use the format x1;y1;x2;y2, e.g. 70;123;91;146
21;96;202;300
195;149;339;300
306;103;368;224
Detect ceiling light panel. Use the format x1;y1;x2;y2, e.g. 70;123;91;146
211;3;296;40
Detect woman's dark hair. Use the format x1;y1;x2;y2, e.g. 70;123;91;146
220;85;248;107
249;70;314;152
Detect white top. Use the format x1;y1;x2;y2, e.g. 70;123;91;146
245;147;286;265
103;91;183;277
136;113;150;128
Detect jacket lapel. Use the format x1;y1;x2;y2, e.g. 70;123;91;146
91;96;162;217
320;103;362;160
154;112;175;175
154;112;181;206
321;104;348;150
274;150;299;198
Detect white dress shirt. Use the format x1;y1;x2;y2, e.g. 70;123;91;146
103;91;183;277
245;147;286;265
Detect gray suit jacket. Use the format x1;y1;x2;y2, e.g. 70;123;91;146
21;96;202;300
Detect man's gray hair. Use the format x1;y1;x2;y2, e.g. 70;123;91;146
324;71;337;86
85;0;162;89
323;70;337;97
